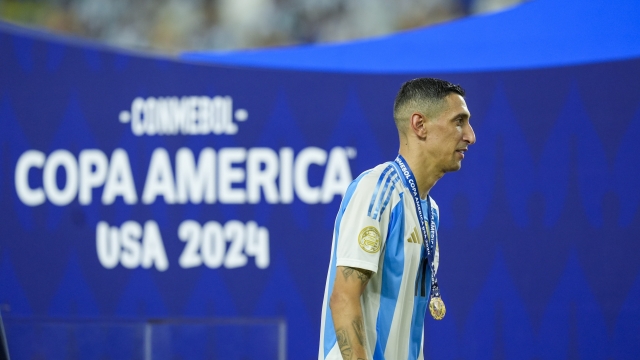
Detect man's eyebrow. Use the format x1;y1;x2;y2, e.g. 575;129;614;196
452;112;470;120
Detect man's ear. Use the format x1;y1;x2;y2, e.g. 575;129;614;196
410;112;427;138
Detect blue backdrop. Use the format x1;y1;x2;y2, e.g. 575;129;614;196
1;1;640;358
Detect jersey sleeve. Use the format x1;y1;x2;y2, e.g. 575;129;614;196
334;167;399;273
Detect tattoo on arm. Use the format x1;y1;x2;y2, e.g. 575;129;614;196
335;268;371;359
341;267;373;286
356;270;371;285
352;316;366;347
341;267;354;279
336;328;353;360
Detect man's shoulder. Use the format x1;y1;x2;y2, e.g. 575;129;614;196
348;162;399;192
341;161;407;216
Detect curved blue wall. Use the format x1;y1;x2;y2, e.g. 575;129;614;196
182;0;640;73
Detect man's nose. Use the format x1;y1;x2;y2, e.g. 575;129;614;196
464;124;476;145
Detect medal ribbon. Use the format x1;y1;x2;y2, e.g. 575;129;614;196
394;155;441;299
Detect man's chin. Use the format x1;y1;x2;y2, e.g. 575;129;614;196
444;162;462;173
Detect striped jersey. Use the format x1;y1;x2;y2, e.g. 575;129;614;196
319;161;440;360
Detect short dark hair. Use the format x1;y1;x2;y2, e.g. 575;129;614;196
393;78;465;129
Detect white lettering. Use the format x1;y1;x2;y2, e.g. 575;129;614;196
201;221;225;268
178;220;202;268
279;148;294;204
15;150;46;206
131;98;145;136
97;220;168;271
126;96;237;136
247;148;279;204
102;149;137;205
43;149;78;206
245;221;270;269
15;146;358;206
142;148;176;204
143;97;157;135
184;97;198;134
294;147;326;204
140;220;169;271
211;96;236;134
120;220;142;269
79;149;108;205
176;147;216;204
96;222;119;269
321;147;353;203
224;220;247;268
218;148;246;204
177;220;270;269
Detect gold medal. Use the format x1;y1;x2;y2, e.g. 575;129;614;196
429;296;446;320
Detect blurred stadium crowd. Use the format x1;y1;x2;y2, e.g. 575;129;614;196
0;0;524;52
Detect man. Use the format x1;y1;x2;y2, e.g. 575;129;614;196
318;78;476;360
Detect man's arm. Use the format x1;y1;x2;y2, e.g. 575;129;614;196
329;266;373;360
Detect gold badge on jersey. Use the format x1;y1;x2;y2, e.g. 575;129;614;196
358;226;381;253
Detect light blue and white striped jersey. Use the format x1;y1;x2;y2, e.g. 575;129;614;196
319;161;440;360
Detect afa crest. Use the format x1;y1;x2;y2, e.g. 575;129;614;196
358;226;381;253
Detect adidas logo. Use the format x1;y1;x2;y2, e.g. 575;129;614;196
406;227;421;244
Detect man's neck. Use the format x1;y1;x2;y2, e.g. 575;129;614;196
398;149;443;199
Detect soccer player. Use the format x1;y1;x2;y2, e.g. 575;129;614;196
318;78;476;360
